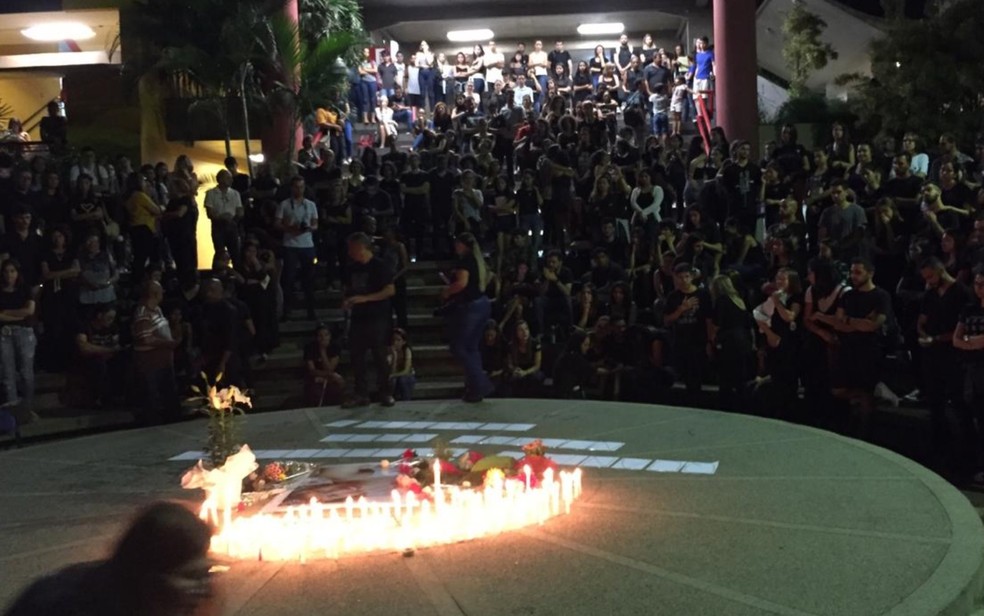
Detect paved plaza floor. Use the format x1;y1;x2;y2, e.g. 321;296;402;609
2;398;983;615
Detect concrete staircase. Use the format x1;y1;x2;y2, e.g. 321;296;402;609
252;259;462;409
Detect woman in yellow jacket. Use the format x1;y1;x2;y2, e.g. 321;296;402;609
123;172;162;283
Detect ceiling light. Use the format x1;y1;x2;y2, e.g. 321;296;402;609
21;22;96;42
447;29;494;43
576;23;624;36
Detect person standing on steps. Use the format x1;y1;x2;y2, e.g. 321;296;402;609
342;232;396;408
442;233;495;403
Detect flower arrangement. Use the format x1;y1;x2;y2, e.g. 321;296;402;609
388;439;558;495
189;373;252;467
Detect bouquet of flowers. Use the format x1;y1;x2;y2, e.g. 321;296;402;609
189;374;252;467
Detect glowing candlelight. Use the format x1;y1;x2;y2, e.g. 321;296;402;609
204;468;584;561
433;458;442;495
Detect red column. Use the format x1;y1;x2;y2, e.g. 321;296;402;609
712;0;758;143
262;0;303;164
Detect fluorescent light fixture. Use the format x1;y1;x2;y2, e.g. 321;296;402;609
576;22;624;36
447;29;494;43
21;22;96;42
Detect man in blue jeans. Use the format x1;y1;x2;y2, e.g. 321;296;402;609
276;176;318;321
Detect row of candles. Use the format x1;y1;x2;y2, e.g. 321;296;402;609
201;461;583;562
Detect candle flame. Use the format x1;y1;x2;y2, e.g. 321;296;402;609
203;468;584;562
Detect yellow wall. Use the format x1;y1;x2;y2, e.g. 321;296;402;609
0;73;61;139
139;76;263;269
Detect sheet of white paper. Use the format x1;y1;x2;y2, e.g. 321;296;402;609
680;461;719;475
579;456;619;468
647;459;687;473
324;420;360;428
610;458;652;471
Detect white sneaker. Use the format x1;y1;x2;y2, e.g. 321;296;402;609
874;382;900;407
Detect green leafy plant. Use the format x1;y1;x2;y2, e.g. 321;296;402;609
837;0;984;144
0;97;13;127
189;373;252;467
781;2;839;98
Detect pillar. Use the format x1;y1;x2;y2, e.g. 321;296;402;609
261;0;304;166
712;0;758;143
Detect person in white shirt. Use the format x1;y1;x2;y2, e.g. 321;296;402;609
406;53;422;116
203;170;244;265
484;40;505;87
276;176;319;320
512;74;535;108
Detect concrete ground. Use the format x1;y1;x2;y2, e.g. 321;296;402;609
2;399;983;616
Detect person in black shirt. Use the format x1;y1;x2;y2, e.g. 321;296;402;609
400;153;430;259
342;232;396;408
162;177;199;286
664;262;713;396
812;257;892;436
709;274;753;410
0;206;42;288
39;101;68;151
547;41;572;76
916;257;970;466
719;140;763;233
539;249;574;336
442;232;495;402
954;267;984;480
198;278;242;385
224;156;252;197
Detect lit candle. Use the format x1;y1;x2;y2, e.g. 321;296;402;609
433;458;442;495
523;464;532;491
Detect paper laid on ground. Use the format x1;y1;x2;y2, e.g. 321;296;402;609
647;459;687;473
680;461;719;475
645;459;720;474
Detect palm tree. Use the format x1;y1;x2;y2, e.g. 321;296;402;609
255;14;352;169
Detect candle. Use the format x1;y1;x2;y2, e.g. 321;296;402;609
523;464;532;491
433;457;442;495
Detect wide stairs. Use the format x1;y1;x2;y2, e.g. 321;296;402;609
253;259;460;409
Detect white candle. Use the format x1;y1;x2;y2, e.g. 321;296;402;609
523;464;532;491
433;458;442;495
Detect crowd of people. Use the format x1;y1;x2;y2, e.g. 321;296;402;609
2;32;984;481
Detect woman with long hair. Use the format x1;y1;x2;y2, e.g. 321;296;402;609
304;323;344;406
755;268;804;414
801;258;846;425
901;131;929;178
0;258;37;416
826;122;856;174
388;327;416;401
441;232;494;402
416;41;436;114
589;45;607;90
123;172;162;284
572;60;593;105
358;47;379;125
469;44;486;94
506;319;544;397
708;274;753;410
